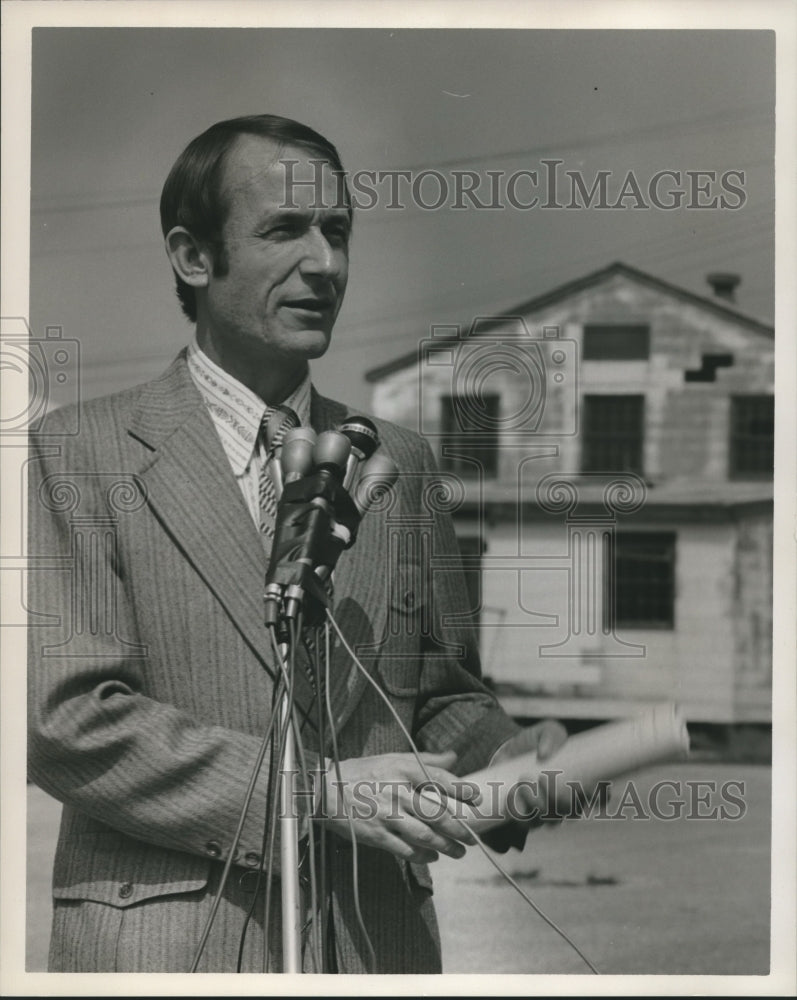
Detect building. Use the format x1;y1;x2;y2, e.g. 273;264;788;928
365;262;774;724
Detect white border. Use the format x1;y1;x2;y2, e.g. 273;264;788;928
2;1;795;995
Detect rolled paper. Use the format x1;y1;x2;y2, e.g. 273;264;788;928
419;703;690;834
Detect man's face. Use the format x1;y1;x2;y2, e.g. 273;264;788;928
201;135;351;368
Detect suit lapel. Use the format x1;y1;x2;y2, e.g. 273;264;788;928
126;364;390;725
128;354;277;679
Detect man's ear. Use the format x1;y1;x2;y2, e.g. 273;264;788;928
164;227;213;289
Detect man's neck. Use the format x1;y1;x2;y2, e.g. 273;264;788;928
194;329;308;405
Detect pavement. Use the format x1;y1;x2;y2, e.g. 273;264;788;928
26;762;770;975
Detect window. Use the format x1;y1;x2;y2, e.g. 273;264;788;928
583;324;650;360
440;394;499;478
684;353;734;382
582;395;645;475
611;531;676;629
457;535;485;628
729;395;774;479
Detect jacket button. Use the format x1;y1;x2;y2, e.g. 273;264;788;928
244;851;261;868
205;840;222;858
118;882;133;899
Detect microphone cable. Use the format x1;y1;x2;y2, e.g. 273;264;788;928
236;697;283;973
325;608;601;976
304;626;331;971
323;620;378;973
189;672;285;973
282;616;323;973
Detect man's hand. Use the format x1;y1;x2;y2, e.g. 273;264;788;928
490;718;568;767
319;750;479;864
490;719;568;823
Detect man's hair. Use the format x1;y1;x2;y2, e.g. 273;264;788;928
159;114;350;322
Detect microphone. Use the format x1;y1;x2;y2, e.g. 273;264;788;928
312;430;351;484
339;416;379;490
308;431;352;516
278;431;352;624
266;405;300;498
352;451;399;517
280;427;317;484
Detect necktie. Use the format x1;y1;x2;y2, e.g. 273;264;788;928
258;405;298;542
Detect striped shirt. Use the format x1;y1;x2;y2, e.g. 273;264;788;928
186;340;312;526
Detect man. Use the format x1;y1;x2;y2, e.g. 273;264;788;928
27;115;564;974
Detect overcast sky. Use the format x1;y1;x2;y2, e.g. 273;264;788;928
29;27;774;410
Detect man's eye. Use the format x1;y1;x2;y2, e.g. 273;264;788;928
268;223;300;238
326;226;351;247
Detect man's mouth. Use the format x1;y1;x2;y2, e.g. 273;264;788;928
282;297;335;314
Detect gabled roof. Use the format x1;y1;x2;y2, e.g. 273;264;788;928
364;261;774;383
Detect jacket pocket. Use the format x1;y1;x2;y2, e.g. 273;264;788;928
52;828;211;909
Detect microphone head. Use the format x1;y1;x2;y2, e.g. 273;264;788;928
267;405;300;450
281;427;317;482
354;452;399;515
339;416;379;461
313;430;351;477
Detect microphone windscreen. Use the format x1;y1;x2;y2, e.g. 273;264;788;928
339;416;379;461
313;430;351;476
281;427;317;482
354;452;399;515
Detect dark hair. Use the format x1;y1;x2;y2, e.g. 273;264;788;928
160;114;350;322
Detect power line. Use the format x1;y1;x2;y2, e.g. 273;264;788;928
30;103;772;217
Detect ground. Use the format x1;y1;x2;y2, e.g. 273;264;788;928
26;762;770;975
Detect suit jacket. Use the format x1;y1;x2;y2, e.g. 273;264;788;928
27;351;521;973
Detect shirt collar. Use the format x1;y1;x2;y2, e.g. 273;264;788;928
187;339;313;476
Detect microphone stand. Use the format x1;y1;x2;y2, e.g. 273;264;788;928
277;635;303;973
269;428;396;974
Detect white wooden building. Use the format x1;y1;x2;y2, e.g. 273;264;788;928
366;262;774;723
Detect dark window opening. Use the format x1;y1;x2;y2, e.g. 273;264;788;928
684;353;735;382
729;395;774;479
583;324;650;361
582;395;645;475
440;394;499;478
609;531;676;630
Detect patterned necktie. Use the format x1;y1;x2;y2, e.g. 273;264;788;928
258;405;299;542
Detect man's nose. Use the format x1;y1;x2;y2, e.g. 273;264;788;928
298;228;340;276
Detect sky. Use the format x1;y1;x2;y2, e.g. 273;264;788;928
28;26;775;411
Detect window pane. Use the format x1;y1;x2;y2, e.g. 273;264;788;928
582;395;645;475
612;531;676;629
440;394;499;478
583;324;650;360
729;395;774;478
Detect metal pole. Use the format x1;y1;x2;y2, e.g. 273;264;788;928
278;642;303;973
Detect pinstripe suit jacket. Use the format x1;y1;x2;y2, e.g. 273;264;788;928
27;351;521;974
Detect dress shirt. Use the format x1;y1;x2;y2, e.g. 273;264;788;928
186;339;312;526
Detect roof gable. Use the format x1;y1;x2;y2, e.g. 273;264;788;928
365;261;773;383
